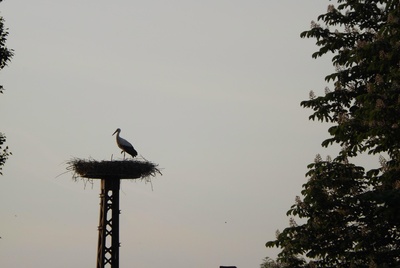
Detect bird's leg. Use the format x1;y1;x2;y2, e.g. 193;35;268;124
123;152;126;160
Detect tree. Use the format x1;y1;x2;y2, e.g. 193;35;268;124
0;0;13;175
266;1;400;267
260;257;286;268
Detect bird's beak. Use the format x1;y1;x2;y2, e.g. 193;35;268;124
112;129;118;136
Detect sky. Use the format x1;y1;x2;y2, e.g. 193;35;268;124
0;1;357;267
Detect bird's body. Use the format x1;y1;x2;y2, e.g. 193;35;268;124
112;128;138;158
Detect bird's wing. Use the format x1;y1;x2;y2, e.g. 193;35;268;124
124;146;138;157
118;137;133;148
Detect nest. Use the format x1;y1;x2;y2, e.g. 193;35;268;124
67;158;161;181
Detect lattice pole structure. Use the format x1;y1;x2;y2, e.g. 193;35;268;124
97;178;121;268
67;159;160;268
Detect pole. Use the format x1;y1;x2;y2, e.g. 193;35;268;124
96;178;121;268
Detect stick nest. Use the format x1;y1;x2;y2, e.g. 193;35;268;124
67;158;162;181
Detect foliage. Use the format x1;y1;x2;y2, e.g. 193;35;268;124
0;0;14;175
260;257;286;268
266;1;400;267
0;133;11;175
0;1;13;90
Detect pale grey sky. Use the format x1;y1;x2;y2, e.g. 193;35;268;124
0;1;355;267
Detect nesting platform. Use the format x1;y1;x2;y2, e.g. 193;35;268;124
67;158;161;180
67;158;161;268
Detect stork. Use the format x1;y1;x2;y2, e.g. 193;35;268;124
112;128;138;159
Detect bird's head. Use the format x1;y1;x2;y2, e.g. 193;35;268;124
112;128;121;136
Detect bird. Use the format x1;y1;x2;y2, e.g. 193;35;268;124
112;128;138;159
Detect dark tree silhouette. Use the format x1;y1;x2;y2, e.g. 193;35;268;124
0;0;14;175
260;257;285;268
266;1;400;267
